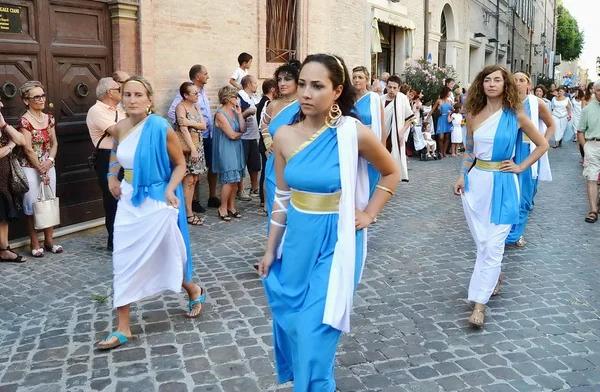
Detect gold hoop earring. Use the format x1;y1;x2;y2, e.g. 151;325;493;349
325;102;342;128
146;105;152;115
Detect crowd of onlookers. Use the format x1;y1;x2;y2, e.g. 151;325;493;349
2;54;598;262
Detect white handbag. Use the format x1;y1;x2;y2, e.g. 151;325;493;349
33;183;60;230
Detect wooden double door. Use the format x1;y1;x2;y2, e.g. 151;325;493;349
0;0;112;239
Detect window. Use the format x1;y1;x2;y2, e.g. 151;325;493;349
266;0;298;63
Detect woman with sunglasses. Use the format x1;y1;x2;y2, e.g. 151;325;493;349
17;81;62;258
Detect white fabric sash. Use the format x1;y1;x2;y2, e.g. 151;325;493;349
323;117;369;333
382;93;409;181
368;92;383;141
527;95;552;181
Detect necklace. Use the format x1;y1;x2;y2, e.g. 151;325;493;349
281;97;295;103
27;110;45;124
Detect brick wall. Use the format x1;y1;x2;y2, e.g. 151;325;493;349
135;0;373;117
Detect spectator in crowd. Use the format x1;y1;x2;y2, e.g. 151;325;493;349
583;82;596;109
111;71;130;88
445;78;456;102
256;79;277;213
17;81;62;258
577;80;600;223
571;88;584;142
421;121;437;158
86;77;126;250
168;65;221;212
427;87;454;158
213;86;247;221
449;103;463;156
237;75;261;201
547;83;558;100
174;82;207;226
379;72;390;92
230;52;253;90
0;100;27;262
550;85;572;148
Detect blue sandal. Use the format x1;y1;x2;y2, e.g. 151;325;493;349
186;287;206;318
96;331;133;350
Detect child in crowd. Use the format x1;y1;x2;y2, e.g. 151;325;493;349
449;103;463;156
229;52;253;90
422;121;437;158
422;100;435;135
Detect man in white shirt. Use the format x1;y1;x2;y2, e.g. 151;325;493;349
237;75;261;200
86;77;125;250
168;64;221;211
381;75;414;182
229;52;253;90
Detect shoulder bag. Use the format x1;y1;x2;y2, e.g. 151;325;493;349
33;183;60;230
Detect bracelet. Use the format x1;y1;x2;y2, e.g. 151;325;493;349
48;157;55;165
375;184;395;196
1;123;8;132
106;172;118;179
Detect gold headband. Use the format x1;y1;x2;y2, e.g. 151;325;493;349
123;79;152;94
330;55;345;84
515;72;531;83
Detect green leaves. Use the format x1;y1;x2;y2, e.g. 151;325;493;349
556;1;584;62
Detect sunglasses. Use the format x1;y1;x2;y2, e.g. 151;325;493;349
28;94;47;102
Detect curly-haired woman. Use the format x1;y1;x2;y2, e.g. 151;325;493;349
453;66;548;327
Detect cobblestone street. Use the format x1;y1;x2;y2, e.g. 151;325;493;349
0;145;599;392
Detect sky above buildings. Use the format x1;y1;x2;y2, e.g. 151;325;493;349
561;0;599;78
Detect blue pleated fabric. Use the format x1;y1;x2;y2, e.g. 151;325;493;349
490;110;520;225
506;100;538;243
263;127;364;392
265;101;301;223
131;114;192;282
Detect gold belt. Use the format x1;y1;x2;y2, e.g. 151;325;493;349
523;134;531;142
291;189;340;213
124;169;133;183
475;160;502;171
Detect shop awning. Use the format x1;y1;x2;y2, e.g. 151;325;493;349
373;7;415;30
371;18;382;53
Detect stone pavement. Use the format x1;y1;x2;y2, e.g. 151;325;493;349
1;144;599;392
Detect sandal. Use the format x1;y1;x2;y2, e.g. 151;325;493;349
467;307;486;327
492;273;505;296
185;287;206;318
217;210;231;222
228;210;242;219
44;244;63;254
515;236;527;247
96;331;134;350
261;208;268;217
187;215;204;226
0;246;26;263
31;248;44;258
585;211;598;223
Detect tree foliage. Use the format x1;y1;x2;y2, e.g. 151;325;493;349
556;1;584;62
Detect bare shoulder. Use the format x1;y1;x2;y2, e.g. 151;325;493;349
273;123;296;143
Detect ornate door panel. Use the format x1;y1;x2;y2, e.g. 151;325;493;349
1;0;111;239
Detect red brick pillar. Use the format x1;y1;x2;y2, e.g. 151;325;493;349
108;1;140;75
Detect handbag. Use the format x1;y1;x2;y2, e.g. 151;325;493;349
33;183;60;230
88;111;119;171
88;132;109;171
178;130;200;154
9;154;29;195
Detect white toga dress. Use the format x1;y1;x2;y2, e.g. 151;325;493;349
112;118;187;308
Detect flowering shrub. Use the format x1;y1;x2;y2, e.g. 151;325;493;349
403;59;459;103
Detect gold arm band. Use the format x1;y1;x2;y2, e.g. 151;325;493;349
475;160;502;171
375;184;394;196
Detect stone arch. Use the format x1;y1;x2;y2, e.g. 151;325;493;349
438;2;458;68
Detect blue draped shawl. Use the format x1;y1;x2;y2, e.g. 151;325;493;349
490;109;520;225
130;114;193;283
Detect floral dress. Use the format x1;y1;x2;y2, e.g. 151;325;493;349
174;106;207;175
17;115;55;167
